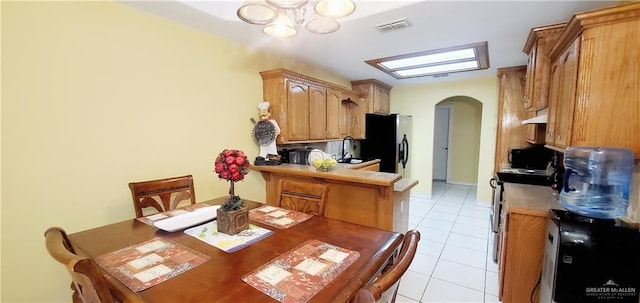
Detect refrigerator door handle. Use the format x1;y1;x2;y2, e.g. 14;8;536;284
401;135;409;168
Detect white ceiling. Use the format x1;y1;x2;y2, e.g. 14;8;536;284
122;0;617;87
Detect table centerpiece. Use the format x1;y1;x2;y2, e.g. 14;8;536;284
214;148;250;235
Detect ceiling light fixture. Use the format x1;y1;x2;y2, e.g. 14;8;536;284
366;42;490;79
237;0;356;37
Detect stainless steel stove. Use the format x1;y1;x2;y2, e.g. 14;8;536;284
496;168;553;186
489;168;553;262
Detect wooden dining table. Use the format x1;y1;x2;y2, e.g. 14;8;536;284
68;197;404;303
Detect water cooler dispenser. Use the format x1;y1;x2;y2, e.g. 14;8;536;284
540;209;640;303
540;147;639;303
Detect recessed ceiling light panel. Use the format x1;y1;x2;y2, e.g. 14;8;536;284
366;42;489;79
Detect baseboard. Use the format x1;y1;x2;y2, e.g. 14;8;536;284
447;181;477;187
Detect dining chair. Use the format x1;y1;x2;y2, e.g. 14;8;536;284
278;179;329;216
44;227;143;303
128;175;196;218
352;230;421;303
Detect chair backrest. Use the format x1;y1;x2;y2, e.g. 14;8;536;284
278;179;328;216
352;230;421;303
128;175;196;218
45;227;116;303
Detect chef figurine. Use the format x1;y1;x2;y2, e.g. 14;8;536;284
256;102;280;158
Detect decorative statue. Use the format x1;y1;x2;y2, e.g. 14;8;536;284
253;102;280;159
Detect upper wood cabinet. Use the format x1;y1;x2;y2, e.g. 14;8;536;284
351;79;392;115
545;3;640;157
546;39;579;149
494;66;528;173
260;69;359;144
522;23;566;111
285;80;311;141
340;90;362;139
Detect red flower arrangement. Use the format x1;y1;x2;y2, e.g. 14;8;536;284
214;149;250;211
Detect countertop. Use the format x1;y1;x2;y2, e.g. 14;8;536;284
250;160;404;187
503;183;562;217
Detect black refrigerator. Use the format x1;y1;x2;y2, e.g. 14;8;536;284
361;113;412;176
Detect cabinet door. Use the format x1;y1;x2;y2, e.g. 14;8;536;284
342;91;364;139
524;111;545;144
494;66;527;172
373;85;390;114
308;86;327;140
553;38;579;148
546;62;560;145
523;44;537;110
287;80;310;141
325;89;341;139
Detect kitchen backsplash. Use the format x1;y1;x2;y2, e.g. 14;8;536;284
277;140;361;160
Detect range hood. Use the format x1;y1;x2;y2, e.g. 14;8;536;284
522;108;548;124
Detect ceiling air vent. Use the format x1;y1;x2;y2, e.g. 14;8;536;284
375;18;411;32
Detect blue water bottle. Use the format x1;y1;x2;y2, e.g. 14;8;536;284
560;147;635;219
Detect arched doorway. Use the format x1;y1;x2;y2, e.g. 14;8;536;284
432;96;483;186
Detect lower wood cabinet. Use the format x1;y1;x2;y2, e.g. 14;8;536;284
499;183;557;303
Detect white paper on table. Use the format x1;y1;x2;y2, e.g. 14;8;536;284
256;265;292;286
153;206;220;232
134;264;172;283
168;209;189;216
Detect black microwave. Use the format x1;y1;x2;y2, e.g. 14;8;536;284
509;145;553;170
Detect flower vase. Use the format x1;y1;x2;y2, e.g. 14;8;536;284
217;203;248;235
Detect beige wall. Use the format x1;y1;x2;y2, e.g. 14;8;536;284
1;2;348;302
391;76;499;204
438;97;483;185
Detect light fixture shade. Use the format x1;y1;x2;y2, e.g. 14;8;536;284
306;17;340;34
263;11;297;37
237;2;278;25
266;0;308;10
314;0;355;18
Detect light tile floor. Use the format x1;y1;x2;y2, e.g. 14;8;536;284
397;181;501;303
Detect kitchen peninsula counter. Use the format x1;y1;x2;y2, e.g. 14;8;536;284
251;160;417;232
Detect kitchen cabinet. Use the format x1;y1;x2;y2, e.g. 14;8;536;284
351;79;392;115
524;112;546;144
499;183;559;303
546;39;578;149
545;3;640;157
494;66;528;173
251;160;418;233
325;88;341;139
286;79;310;141
523;23;566;111
260;69;359;144
340;90;360;138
